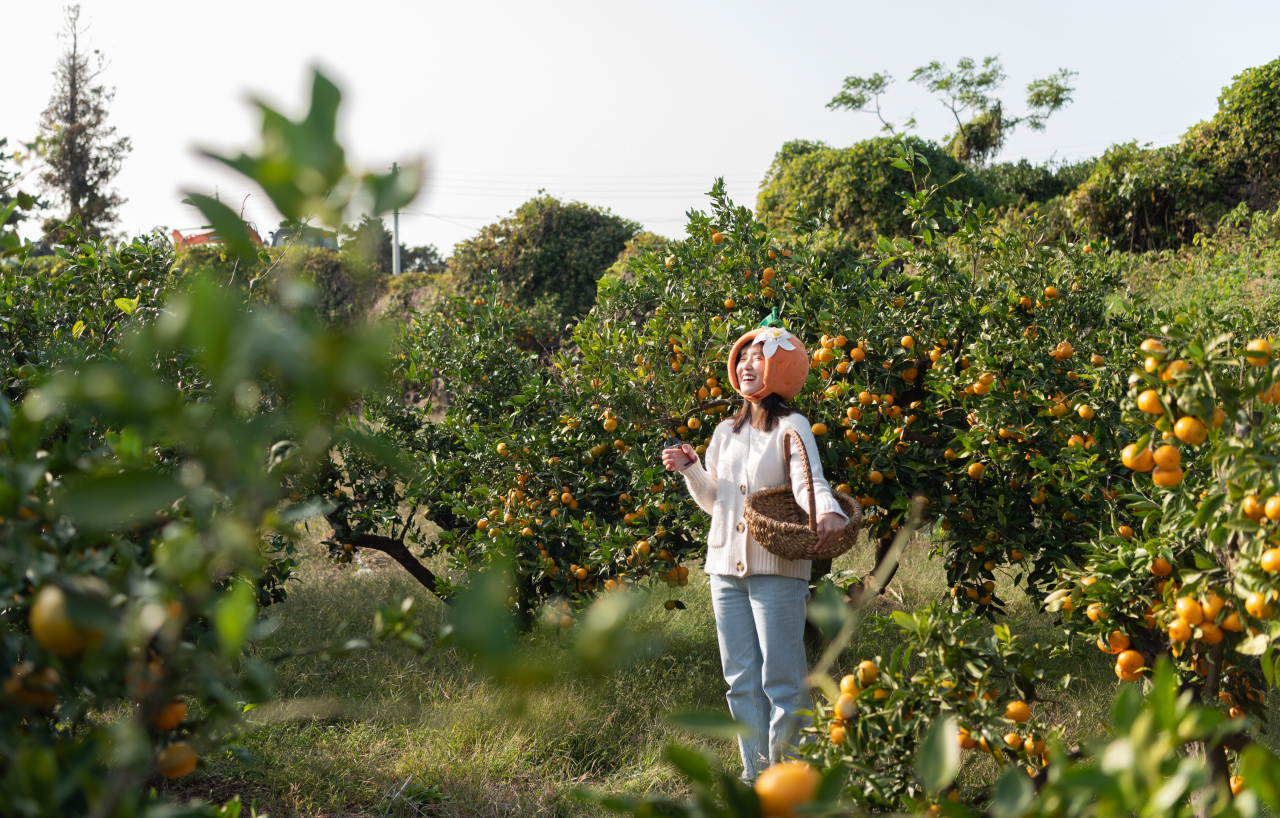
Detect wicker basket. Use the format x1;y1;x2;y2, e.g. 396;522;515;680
743;429;863;562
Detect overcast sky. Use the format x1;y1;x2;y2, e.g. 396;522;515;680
5;0;1279;254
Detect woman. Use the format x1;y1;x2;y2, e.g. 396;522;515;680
662;324;849;782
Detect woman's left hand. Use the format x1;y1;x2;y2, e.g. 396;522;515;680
814;512;847;553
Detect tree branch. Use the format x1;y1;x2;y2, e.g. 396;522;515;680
350;533;450;604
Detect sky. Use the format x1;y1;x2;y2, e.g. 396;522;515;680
5;0;1280;255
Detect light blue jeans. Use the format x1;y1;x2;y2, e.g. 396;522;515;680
709;573;812;781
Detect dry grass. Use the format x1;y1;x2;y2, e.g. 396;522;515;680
167;523;1252;816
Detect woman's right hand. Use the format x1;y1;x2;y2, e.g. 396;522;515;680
662;444;698;472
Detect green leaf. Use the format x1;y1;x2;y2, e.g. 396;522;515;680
59;471;185;531
184;192;259;261
363;162;423;218
663;744;713;784
1191;492;1225;526
1235;632;1271;655
914;714;959;794
113;297;137;316
1239;745;1280;808
214;580;257;660
988;765;1035;818
72;320;86;338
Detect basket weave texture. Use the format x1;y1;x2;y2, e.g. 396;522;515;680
743;429;862;562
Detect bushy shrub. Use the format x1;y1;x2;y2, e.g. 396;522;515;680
2;223;174;401
973;157;1096;206
177;243;386;325
1070;57;1280;250
755;136;985;248
448;195;640;321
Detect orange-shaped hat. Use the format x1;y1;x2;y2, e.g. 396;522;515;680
727;325;809;403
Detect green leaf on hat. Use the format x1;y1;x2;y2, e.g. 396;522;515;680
757;308;784;329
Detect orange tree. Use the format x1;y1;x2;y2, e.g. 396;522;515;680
1;69;422;816
330;143;1280;806
337;144;1140;624
1046;319;1280;793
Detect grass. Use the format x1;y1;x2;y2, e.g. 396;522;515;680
166;521;1139;817
1103;207;1280;315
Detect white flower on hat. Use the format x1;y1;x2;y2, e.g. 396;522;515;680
752;327;796;359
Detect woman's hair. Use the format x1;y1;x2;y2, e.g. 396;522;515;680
732;392;794;433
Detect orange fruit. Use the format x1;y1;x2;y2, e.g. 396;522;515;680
1106;631;1130;653
1118;525;1134;541
1160;360;1190;382
1265;498;1280;523
1086;603;1106;622
957;727;976;749
812;423;827;436
1152;465;1183;487
724;299;736;309
1005;700;1030;723
839;674;860;695
755;761;819;817
1261;548;1280;573
29;586;105;657
1245;592;1274;619
1136;389;1163;415
1116;651;1144;674
834;692;857;720
856;660;879;687
1245;338;1272;366
1201;593;1225;621
1231;776;1245;796
1221;611;1243;632
1004;732;1022;749
156;742;198;778
711;231;725;244
1044;286;1058;300
1199;622;1224;644
1152;445;1180;469
1116;664;1144;682
152;699;188;731
1173;416;1207;445
1121;444;1154;472
1243;495;1265;520
1175;597;1204;626
1150;557;1173;576
1168;618;1192;642
901;335;914;349
869;470;884;484
967;462;985;479
829;723;846;744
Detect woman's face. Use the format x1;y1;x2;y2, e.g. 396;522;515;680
736;344;767;396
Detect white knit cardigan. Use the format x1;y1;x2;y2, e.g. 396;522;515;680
679;411;848;579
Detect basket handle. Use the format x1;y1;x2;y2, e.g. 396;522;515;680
782;428;818;533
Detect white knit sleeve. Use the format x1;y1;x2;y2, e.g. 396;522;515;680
680;424;722;514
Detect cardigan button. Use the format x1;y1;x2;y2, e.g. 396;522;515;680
736;522;745;532
740;484;747;494
736;561;744;572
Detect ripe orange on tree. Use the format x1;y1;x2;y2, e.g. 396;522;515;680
755;761;819;817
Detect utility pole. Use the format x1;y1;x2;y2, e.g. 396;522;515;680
391;162;401;276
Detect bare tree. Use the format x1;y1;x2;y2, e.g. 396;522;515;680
37;5;132;239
